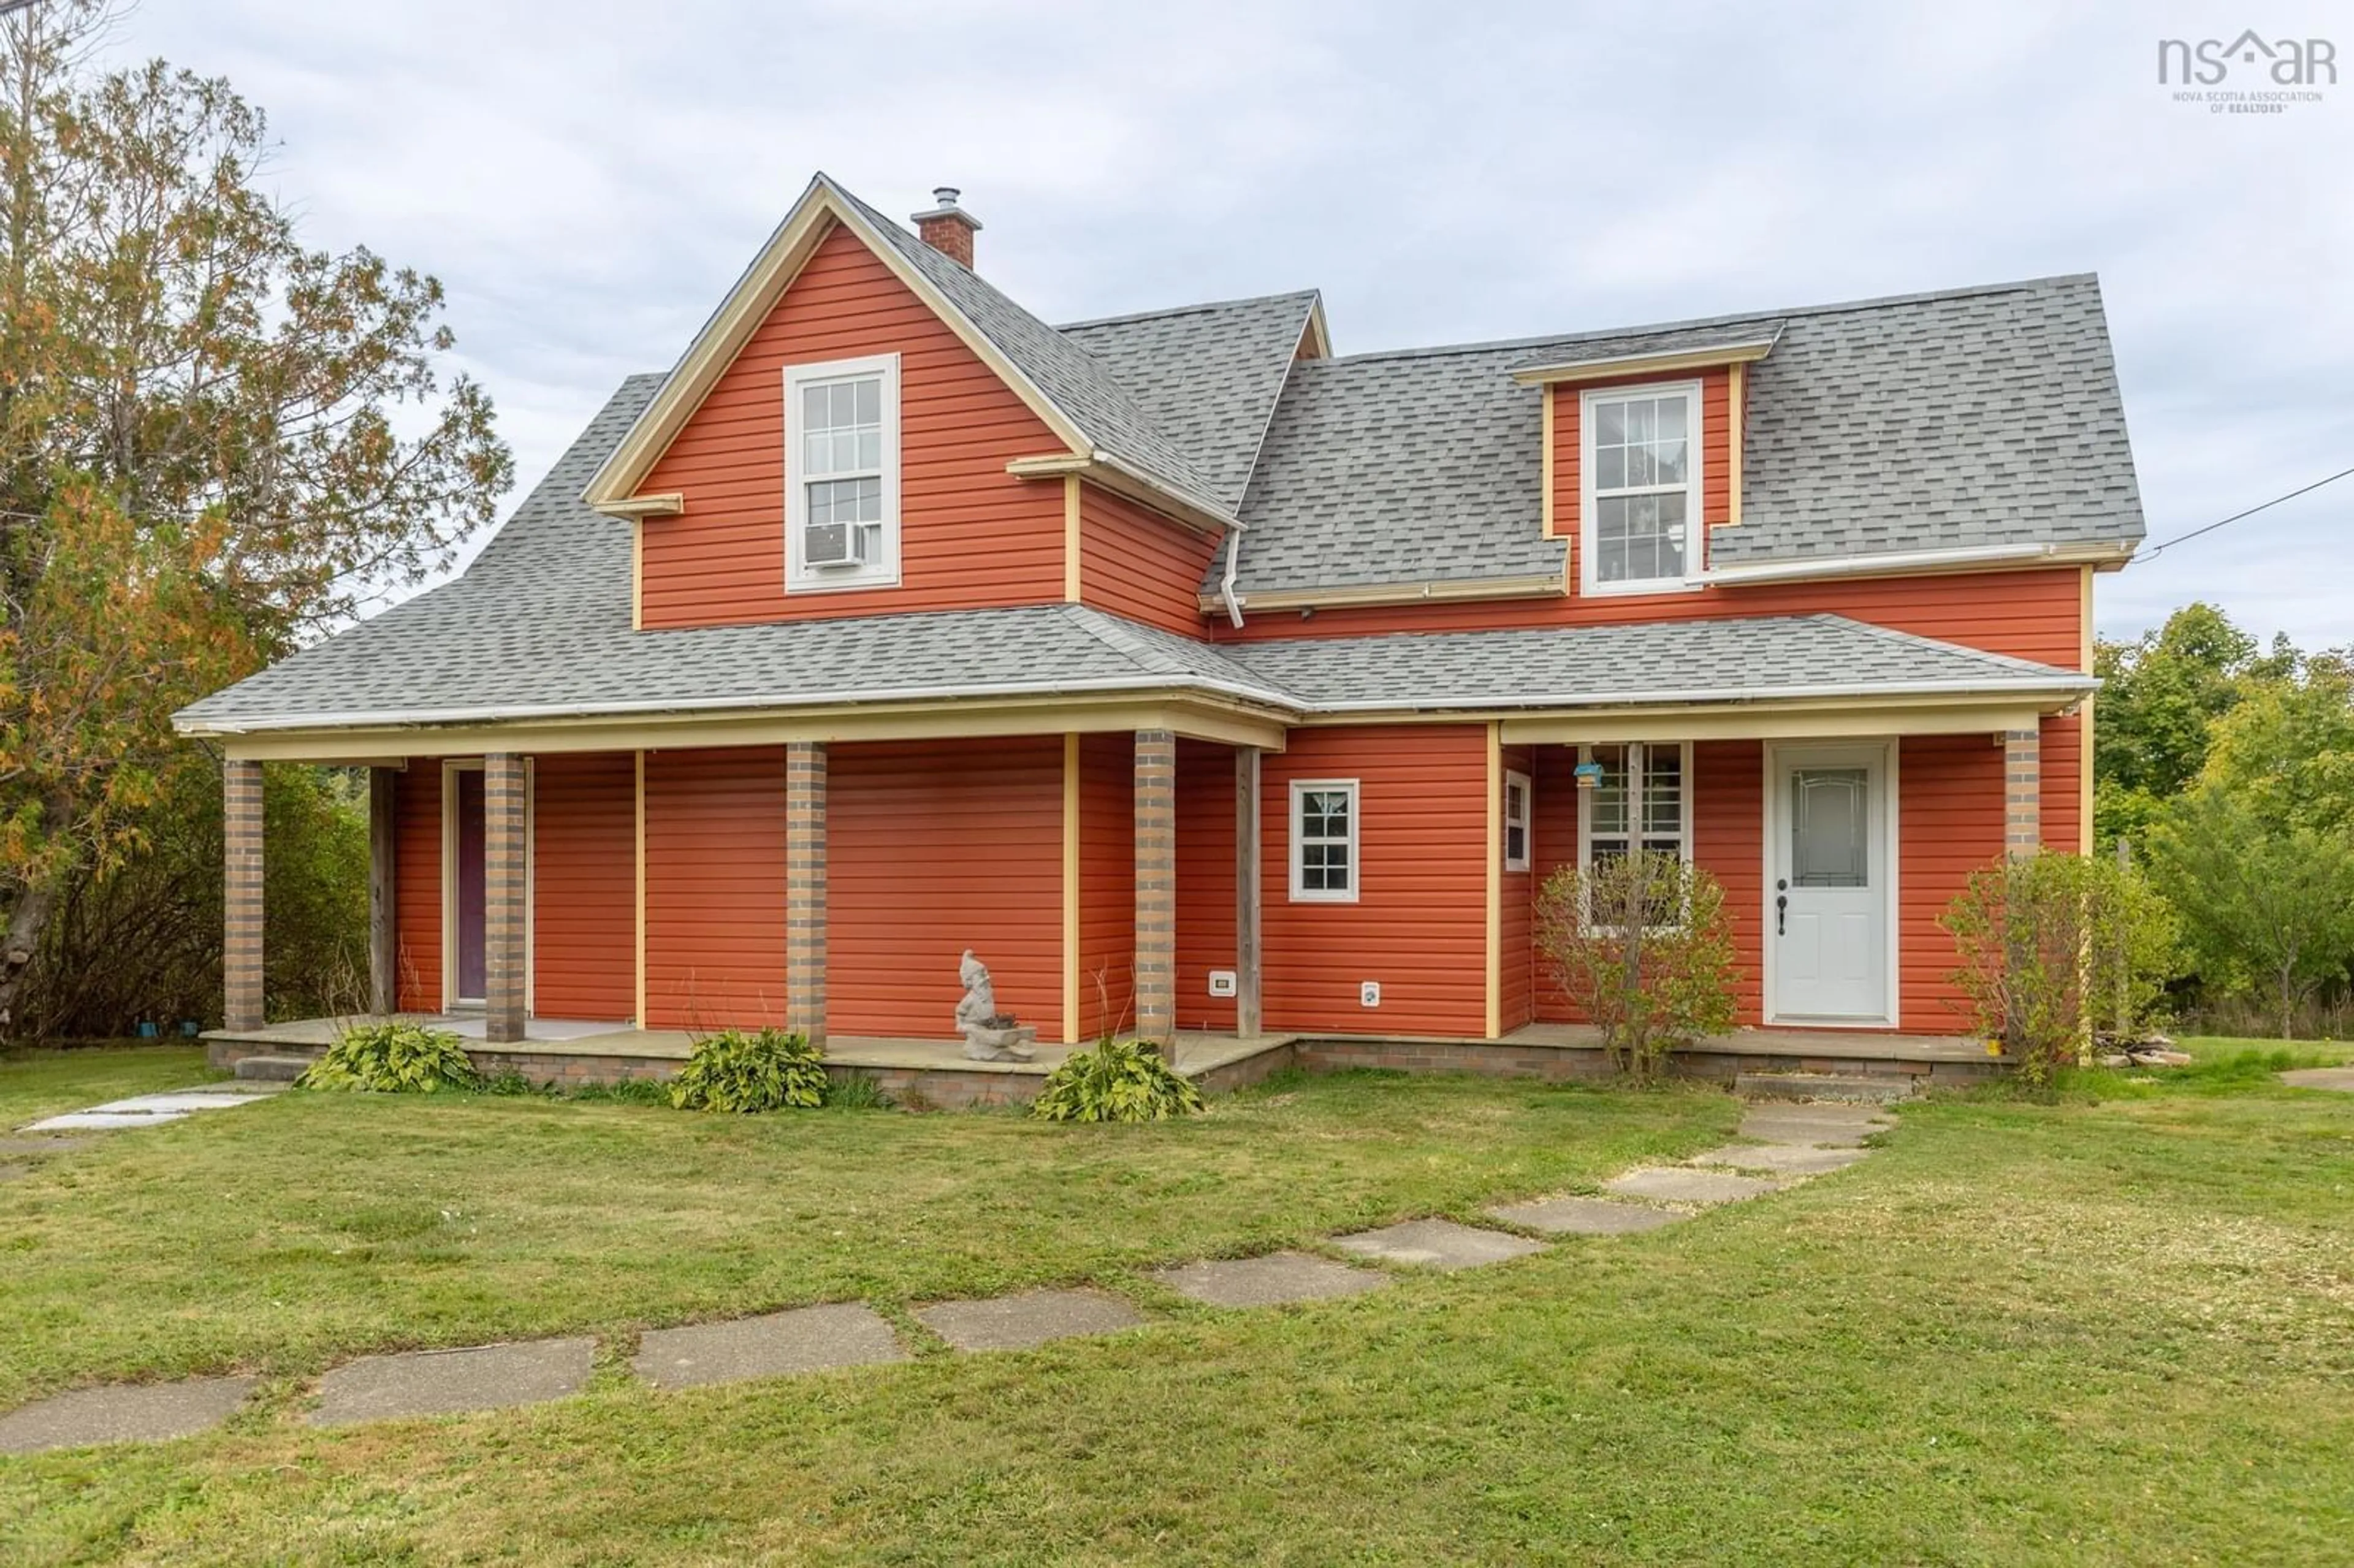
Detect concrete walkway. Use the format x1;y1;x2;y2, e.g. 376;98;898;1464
2280;1067;2354;1093
0;1087;1895;1455
21;1082;283;1134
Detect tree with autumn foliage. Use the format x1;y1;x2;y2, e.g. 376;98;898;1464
0;1;511;1027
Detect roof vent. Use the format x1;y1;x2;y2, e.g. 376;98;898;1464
912;186;982;270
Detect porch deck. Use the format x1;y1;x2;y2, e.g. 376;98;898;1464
205;1013;2005;1106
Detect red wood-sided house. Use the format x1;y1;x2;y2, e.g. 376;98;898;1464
181;175;2142;1090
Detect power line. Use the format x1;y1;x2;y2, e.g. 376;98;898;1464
2139;463;2354;561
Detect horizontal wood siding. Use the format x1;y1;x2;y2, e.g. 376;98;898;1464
531;752;636;1022
393;765;443;1011
638;224;1065;629
1899;733;2004;1032
1498;742;1535;1033
1263;725;1487;1037
1694;740;1767;1025
1209;565;2086;668
1077;733;1135;1039
642;747;787;1030
829;737;1064;1040
1175;737;1238;1033
1078;483;1218;636
2041;710;2084;852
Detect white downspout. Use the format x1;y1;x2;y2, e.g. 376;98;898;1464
1219;528;1246;628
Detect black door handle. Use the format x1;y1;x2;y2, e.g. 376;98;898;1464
1776;893;1788;935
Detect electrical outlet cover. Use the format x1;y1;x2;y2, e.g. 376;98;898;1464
1208;970;1237;997
1360;980;1381;1008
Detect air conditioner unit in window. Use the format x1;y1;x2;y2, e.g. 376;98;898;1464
803;521;871;569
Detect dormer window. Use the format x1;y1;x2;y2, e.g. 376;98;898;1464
785;354;901;591
1581;381;1701;596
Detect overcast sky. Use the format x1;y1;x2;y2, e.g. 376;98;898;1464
118;0;2353;649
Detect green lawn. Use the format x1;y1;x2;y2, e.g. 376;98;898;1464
4;1043;2352;1564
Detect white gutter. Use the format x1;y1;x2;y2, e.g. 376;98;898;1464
176;672;1306;737
1301;672;2096;716
1699;539;2134;587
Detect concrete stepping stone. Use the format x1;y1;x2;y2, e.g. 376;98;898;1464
1736;1116;1882;1149
0;1376;254;1455
915;1288;1146;1352
310;1336;594;1426
634;1303;905;1388
1603;1167;1781;1205
1689;1143;1872;1176
1485;1195;1687;1236
1333;1218;1546;1270
24;1087;278;1133
1149;1251;1389;1307
2281;1067;2354;1092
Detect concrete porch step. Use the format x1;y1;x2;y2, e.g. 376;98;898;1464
1736;1071;1917;1105
232;1054;313;1083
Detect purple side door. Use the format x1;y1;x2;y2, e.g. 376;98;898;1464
455;769;487;1000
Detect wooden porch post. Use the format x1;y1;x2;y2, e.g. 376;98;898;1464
483;752;528;1043
223;758;265;1032
368;767;398;1016
1134;729;1177;1043
1234;745;1262;1038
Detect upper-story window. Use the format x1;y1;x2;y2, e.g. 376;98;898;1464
1581;381;1701;596
785;353;901;592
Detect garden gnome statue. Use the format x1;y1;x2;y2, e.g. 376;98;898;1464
955;949;1038;1062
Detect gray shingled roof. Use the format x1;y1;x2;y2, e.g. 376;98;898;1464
1224;614;2092;712
175;377;1290;733
1217;273;2143;598
1058;291;1320;514
828;180;1232;519
174;370;2090;731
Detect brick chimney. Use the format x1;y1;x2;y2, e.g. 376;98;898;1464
910;186;981;269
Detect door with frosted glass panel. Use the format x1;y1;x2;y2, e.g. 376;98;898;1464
1770;747;1889;1022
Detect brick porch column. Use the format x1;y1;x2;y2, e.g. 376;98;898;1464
1134;729;1177;1043
223;758;264;1032
785;740;827;1048
484;752;528;1043
2004;727;2041;859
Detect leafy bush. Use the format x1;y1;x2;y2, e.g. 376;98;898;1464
298;1022;481;1093
1534;851;1741;1083
1032;1038;1203;1122
669;1027;828;1112
1942;851;2181;1085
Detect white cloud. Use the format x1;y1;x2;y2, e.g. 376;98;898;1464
109;0;2354;646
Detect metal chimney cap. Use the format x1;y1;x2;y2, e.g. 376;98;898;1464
931;186;961;208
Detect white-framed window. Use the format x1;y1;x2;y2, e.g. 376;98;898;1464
1577;742;1693;868
785;353;901;592
1580;381;1702;596
1289;779;1360;903
1503;769;1533;873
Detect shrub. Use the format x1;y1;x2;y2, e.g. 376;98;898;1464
1032;1038;1203;1122
1942;851;2181;1085
670;1027;828;1112
298;1022;481;1093
1534;851;1741;1083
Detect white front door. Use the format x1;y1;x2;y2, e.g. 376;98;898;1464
1769;743;1893;1025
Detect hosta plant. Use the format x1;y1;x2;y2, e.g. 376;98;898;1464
298;1023;481;1093
670;1027;829;1112
1032;1038;1203;1123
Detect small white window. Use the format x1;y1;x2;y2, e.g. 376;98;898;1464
1580;382;1702;596
785;354;900;592
1577;743;1693;868
1290;779;1359;903
1503;769;1533;872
